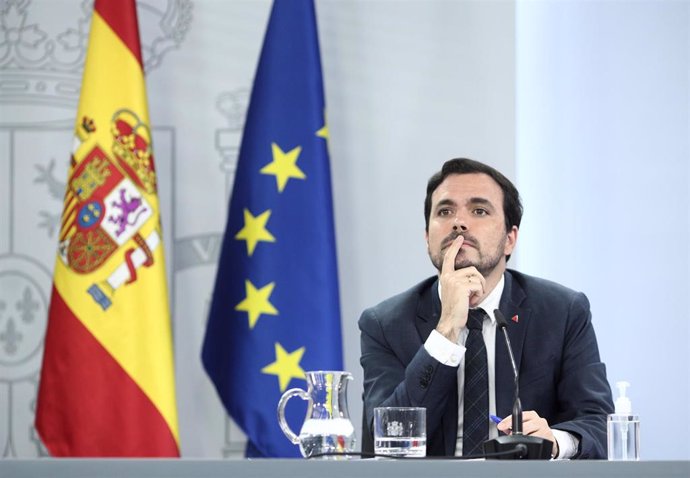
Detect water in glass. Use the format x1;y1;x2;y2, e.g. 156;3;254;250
374;436;426;457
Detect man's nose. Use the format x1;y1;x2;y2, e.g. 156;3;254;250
452;215;468;232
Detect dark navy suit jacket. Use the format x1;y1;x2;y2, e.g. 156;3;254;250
359;269;614;458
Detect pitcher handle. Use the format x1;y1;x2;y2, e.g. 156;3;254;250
277;387;310;444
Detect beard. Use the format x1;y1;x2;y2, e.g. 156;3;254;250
429;231;506;277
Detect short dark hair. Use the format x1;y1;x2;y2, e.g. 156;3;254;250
424;158;523;233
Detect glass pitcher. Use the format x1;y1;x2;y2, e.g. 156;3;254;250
277;370;356;458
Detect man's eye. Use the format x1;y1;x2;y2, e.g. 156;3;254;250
473;208;488;216
438;208;452;216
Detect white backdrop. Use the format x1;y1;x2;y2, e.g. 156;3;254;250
515;0;689;460
0;0;687;460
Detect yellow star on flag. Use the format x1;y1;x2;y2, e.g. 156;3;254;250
315;122;328;139
261;342;306;392
235;208;276;256
260;143;306;192
235;280;278;329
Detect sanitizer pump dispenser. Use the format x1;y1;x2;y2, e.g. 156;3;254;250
607;381;640;460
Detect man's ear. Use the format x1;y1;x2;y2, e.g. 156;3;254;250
504;226;518;256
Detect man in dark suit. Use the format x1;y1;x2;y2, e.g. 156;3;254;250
359;158;613;459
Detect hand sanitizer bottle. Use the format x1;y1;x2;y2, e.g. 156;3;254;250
607;381;640;460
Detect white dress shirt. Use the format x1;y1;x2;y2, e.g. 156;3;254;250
423;275;578;459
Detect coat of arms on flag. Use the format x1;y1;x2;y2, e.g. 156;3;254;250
59;111;160;310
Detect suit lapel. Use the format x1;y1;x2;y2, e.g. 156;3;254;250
495;271;531;417
414;278;440;342
413;279;459;456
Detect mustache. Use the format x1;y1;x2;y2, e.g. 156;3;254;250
442;231;478;249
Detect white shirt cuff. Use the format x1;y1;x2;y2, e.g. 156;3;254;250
551;429;580;460
424;330;464;367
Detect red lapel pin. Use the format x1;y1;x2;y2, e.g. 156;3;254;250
511;315;519;323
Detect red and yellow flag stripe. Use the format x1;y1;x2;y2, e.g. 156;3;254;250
36;0;179;457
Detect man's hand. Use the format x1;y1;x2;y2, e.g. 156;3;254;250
435;235;486;343
496;410;559;458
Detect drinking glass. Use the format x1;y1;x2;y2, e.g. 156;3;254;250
373;407;426;457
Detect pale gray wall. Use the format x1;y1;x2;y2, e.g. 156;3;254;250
515;0;690;460
0;0;687;460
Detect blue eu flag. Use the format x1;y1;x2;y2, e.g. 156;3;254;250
202;0;343;458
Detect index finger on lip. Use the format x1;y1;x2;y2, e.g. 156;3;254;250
442;235;464;274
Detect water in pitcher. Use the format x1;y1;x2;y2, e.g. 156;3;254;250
277;371;356;458
298;417;355;459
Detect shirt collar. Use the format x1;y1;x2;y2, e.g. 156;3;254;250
476;274;504;324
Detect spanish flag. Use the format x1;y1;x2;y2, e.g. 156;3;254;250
35;0;179;457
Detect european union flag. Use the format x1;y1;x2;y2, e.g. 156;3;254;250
202;0;343;458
